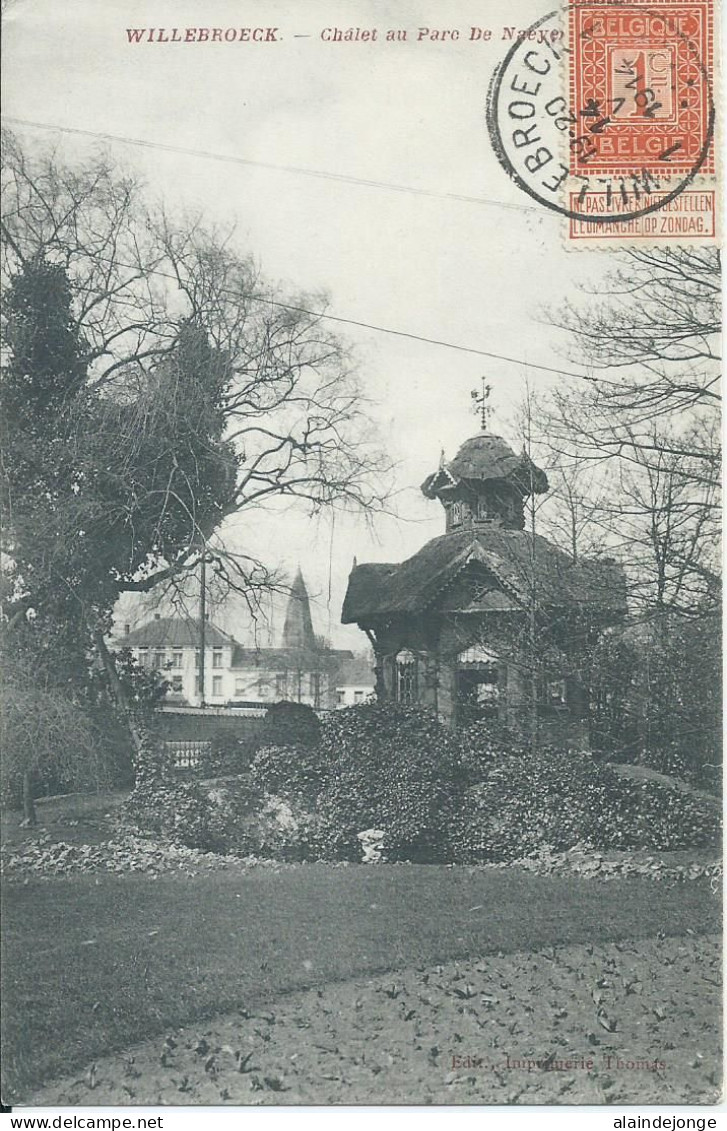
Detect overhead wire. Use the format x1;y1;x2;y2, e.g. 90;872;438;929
4;232;597;383
1;116;632;384
2;116;543;214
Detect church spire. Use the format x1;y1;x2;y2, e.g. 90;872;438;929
282;567;316;651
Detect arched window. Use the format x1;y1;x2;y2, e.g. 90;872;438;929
396;650;418;703
451;502;463;527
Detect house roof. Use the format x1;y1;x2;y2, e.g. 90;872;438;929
603;609;721;647
336;654;376;686
341;529;627;623
121;617;238;648
422;433;548;498
120;615;355;665
230;645;354;669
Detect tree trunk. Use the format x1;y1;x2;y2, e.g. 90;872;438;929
93;628;145;757
22;769;37;826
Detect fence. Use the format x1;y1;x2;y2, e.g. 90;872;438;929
164;739;211;770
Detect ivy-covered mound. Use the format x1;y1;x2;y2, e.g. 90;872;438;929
120;705;721;864
450;746;722;863
314;707;721;863
121;752;327;864
316;704;466;862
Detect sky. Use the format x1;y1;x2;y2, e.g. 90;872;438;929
2;0;612;648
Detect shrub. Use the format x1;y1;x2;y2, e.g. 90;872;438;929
123;706;721;864
317;704;465;862
196;730;257;778
249;744;330;808
449;747;723;863
594;769;722;852
589;613;721;787
261;701;321;749
449;747;611;863
121;778;247;852
455;719;526;785
625;741;720;793
0;681;113;817
238;794;325;862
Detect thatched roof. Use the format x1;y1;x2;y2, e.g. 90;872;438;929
341;530;626;624
422;433;548;498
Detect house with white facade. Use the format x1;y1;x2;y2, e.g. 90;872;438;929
119;570;355;710
334;653;376;707
118;615;239;705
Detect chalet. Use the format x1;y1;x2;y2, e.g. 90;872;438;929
342;428;627;744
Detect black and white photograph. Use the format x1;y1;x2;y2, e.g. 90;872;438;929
0;0;722;1116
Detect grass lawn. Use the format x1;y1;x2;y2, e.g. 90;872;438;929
1;864;721;1102
26;934;723;1107
0;791;129;849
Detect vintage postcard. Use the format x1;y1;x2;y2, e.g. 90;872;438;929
0;0;722;1116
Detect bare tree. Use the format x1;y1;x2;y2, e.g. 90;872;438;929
1;134;391;767
607;422;721;612
536;398;720;614
1;134;390;625
547;248;720;430
514;388;611;564
544;248;719;481
538;248;721;613
535;458;609;563
527;249;722;778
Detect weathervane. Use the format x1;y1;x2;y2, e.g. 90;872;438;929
471;377;492;432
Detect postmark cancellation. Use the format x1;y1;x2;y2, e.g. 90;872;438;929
487;0;718;246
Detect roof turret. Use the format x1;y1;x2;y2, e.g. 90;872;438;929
421;433;548;499
422;432;548;533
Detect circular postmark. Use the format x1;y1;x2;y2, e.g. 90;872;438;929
485;4;715;225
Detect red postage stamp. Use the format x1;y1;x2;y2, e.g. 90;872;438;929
568;0;715;177
486;0;718;244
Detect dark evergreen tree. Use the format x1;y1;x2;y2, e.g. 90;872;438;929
1;256;92;688
1;259;240;801
2;262;239;675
